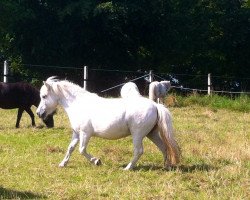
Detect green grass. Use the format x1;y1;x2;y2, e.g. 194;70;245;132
0;103;249;199
174;94;250;112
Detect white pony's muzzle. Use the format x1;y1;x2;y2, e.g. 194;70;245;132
36;105;46;119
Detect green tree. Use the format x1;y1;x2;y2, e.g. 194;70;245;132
0;0;249;90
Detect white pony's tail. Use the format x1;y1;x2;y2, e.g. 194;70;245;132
149;82;157;102
156;104;180;166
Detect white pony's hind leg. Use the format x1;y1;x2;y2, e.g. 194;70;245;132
124;135;144;170
147;129;167;166
79;131;101;165
59;130;79;167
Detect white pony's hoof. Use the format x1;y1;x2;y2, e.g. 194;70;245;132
123;163;133;170
59;162;66;168
94;159;101;166
91;157;101;165
123;167;133;171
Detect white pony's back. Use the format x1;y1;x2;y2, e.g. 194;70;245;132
120;82;141;98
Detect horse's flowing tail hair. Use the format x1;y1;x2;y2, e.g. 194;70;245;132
149;82;157;102
156;104;180;166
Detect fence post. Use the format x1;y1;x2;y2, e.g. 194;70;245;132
208;73;211;95
83;66;88;90
149;70;153;82
3;60;8;83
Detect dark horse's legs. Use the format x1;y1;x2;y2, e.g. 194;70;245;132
16;108;54;128
25;107;36;127
16;108;24;128
16;107;35;128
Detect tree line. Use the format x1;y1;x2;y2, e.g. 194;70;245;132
0;0;249;90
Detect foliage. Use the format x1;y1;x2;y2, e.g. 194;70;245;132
0;106;249;199
0;0;249;88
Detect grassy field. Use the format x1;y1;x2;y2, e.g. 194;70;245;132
0;100;249;199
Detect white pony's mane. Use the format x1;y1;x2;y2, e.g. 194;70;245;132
46;76;59;83
45;77;87;99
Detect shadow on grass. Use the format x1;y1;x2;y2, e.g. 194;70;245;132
130;163;217;172
0;186;46;199
177;164;217;173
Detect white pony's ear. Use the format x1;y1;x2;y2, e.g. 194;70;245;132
46;76;58;82
43;81;51;90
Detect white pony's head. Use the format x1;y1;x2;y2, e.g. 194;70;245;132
161;81;171;92
36;77;59;119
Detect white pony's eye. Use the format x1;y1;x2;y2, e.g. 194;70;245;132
42;95;47;99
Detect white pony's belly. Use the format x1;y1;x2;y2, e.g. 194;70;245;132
90;101;130;139
93;126;130;140
91;117;130;139
71;116;130;139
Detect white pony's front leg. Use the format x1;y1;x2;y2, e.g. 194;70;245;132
59;130;79;167
79;131;101;166
124;136;144;170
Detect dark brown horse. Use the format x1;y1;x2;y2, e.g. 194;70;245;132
0;82;54;128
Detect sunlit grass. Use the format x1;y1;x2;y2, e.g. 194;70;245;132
172;94;250;112
0;103;249;199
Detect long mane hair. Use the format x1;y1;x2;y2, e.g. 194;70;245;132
46;77;85;98
149;81;158;102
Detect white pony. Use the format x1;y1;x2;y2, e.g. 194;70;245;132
37;77;180;170
120;82;141;98
149;81;171;104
